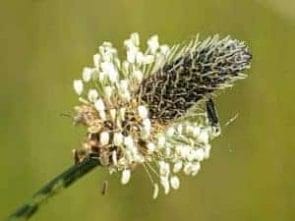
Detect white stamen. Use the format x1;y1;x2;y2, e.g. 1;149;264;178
157;135;166;149
199;129;209;144
88;89;98;102
122;61;130;74
113;132;123;146
135;52;144;64
94;99;105;111
104;86;113;99
147;142;156;153
119;107;126;121
143;55;154;64
160;176;170;194
127;50;136;64
159;161;170;177
138;105;149;119
160;45;170;56
192;126;201;138
194;148;205;161
166;127;175;137
147;35;159;54
124;136;135;150
153;183;159;199
119;80;129;92
203;144;211;159
73;80;83;95
142;119;151;134
98;110;106;121
93;53;101;68
100;131;109;146
121;169;131;185
82;67;93;82
170;176;180;189
101;61;118;83
177;124;183;134
112;151;117;166
130;32;140;46
183;162;193;176
191;162;201;176
173;161;183;173
109;109;116;121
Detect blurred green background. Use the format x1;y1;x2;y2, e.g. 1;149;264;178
1;0;294;220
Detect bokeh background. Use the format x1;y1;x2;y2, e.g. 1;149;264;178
1;0;295;220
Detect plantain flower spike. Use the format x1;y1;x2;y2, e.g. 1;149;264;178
72;33;251;198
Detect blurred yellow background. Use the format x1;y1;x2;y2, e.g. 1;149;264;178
1;0;294;220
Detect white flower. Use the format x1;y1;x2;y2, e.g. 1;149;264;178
73;33;227;198
73;80;83;95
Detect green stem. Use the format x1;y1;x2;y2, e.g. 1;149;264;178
5;157;100;221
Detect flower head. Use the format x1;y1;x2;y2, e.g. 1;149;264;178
72;33;251;197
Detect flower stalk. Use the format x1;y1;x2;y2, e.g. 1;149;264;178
5;157;100;221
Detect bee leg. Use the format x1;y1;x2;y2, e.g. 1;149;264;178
206;98;221;135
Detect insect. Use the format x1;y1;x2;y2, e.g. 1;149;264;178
206;98;221;137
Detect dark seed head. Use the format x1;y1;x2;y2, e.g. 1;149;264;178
139;35;252;123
